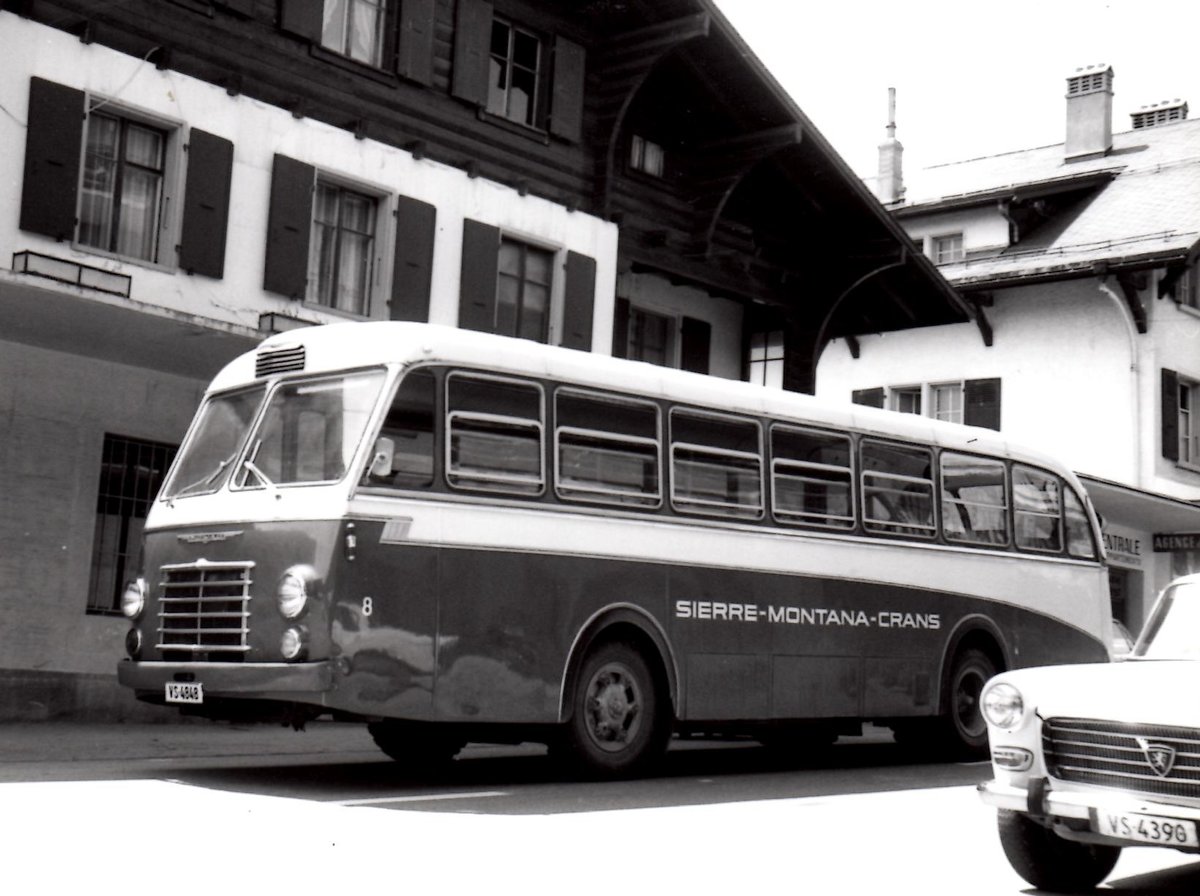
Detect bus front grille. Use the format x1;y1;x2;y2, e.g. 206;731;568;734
1044;717;1200;800
157;562;253;660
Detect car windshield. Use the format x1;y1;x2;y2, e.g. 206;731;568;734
162;386;268;498
1133;579;1200;660
162;370;387;499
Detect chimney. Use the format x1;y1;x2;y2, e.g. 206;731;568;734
1065;64;1114;160
874;87;904;204
1131;99;1189;130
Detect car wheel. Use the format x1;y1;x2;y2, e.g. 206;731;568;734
997;809;1121;892
561;640;668;778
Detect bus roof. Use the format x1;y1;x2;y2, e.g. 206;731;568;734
216;321;1070;477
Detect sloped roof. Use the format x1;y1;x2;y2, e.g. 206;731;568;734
897;117;1200;287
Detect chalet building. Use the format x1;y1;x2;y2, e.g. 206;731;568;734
818;65;1200;637
0;1;968;719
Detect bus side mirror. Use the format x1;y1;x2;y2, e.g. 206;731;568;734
369;437;395;478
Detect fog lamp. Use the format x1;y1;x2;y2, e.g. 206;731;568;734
124;627;143;660
121;578;146;619
277;568;310;619
281;626;308;661
982;682;1025;729
991;746;1033;771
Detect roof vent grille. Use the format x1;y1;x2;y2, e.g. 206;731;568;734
1132;99;1189;130
1067;65;1112;96
255;345;306;378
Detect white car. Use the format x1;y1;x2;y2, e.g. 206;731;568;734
979;573;1200;892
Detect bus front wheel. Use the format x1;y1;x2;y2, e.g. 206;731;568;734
942;647;996;757
561;640;668;778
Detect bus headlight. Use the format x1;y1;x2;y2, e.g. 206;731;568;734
281;626;308;661
121;578;146;619
125;627;143;659
277;567;312;619
982;682;1026;729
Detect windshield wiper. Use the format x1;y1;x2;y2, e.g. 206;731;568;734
174;453;237;497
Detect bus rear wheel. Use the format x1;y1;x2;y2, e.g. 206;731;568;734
941;647;996;757
561;640;668;778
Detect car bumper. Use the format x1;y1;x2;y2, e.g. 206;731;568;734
979;778;1200;823
117;659;334;696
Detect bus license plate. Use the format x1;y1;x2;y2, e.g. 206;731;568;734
165;682;203;704
1093;810;1199;847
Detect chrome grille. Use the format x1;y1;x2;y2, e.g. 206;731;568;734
157;562;253;659
255;345;305;377
1044;717;1200;800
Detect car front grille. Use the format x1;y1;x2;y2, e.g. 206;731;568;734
1044;717;1200;800
157;561;253;661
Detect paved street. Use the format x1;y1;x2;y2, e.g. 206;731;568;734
2;720;1200;894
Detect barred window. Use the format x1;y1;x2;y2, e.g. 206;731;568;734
87;434;177;615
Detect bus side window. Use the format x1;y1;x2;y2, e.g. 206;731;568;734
770;425;854;530
940;452;1009;546
363;368;436;489
1064;485;1098;559
446;372;544;495
1013;464;1063;553
554;389;661;507
860;440;936;538
669;408;763;519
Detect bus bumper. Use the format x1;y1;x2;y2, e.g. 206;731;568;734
117;659;334;697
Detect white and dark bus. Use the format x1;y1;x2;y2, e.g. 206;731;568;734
117;322;1112;776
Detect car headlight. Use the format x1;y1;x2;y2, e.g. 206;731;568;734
276;567;312;619
982;682;1025;729
121;578;146;619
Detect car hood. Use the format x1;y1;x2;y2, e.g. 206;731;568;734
996;660;1200;728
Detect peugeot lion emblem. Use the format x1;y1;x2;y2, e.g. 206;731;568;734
1136;737;1177;777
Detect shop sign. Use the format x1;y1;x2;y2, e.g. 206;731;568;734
1104;526;1144;567
1153;533;1200;552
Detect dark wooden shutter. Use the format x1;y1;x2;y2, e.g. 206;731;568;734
964;377;1002;431
397;0;436;85
680;316;711;374
451;0;492;104
458;219;500;332
612;297;630;359
278;0;322;41
390;195;437;321
852;388;885;408
20;78;85;241
179;129;233;278
1163;368;1181;462
561;251;596;350
263;154;314;299
549;35;585;143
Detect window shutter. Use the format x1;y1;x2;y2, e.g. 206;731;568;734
1163;368;1180;462
680;316;711;374
278;0;322;41
397;0;436;85
179;129;233;279
20;78;84;241
549;35;585;143
561;251;596;350
852;388;885;408
612;297;630;359
263;154;314;299
390;195;437;321
964;377;1002;431
458;218;500;332
451;0;492;105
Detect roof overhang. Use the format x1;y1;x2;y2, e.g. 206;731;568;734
893;169;1120;218
1080;474;1200;533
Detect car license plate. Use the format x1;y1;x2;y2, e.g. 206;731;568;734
1093;810;1199;847
165;682;203;704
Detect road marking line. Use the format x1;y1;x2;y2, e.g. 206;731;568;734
333;790;508;806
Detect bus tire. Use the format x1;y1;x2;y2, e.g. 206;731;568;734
997;809;1120;892
366;720;465;768
561;640;668;778
940;647;996;757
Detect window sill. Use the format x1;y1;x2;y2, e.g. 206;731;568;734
477;109;550;146
310;45;400;88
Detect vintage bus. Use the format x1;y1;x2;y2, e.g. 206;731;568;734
117;322;1112;776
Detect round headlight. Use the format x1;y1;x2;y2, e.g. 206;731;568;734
281;626;308;661
124;627;143;660
277;568;309;619
121;578;146;619
982;682;1025;729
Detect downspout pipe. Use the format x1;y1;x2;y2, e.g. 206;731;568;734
1097;276;1142;485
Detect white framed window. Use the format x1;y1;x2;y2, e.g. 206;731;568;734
488;16;543;127
1176;266;1200;312
630;135;665;177
1181;378;1200;466
497;236;555;342
77;102;181;266
748;330;784;389
321;0;388;67
932;233;964;264
930;382;964;423
627;306;676;367
309;179;380;316
890;387;921;415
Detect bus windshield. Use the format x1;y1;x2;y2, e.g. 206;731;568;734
163;370;386;499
